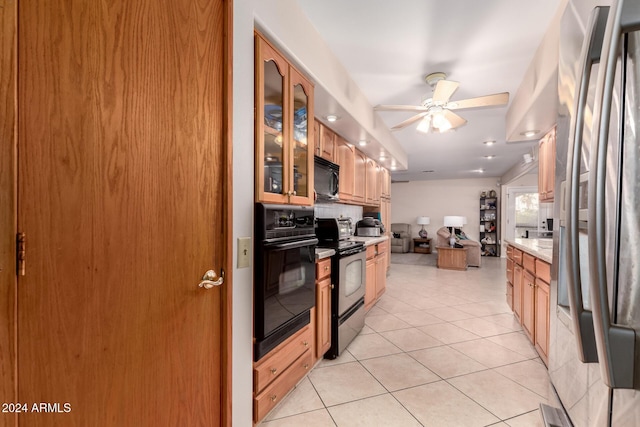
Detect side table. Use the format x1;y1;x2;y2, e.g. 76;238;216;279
436;246;468;271
413;238;432;254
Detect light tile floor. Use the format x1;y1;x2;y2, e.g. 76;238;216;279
259;256;558;427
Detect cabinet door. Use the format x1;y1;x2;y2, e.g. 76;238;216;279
256;36;289;204
365;158;379;205
535;278;550;364
288;67;314;206
336;137;354;200
352;150;366;203
522;270;536;342
538;128;556;202
319;124;336;162
316;277;332;359
513;264;523;322
375;251;387;299
365;257;376;311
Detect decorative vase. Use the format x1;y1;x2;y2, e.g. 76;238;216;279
449;235;456;247
419;228;428;238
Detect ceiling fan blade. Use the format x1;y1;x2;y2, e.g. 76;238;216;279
390;112;428;130
447;92;509;110
375;105;429;112
443;110;467;129
432;80;459;104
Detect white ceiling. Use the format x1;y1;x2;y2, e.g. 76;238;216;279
296;0;563;181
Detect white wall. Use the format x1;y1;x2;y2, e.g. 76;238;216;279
232;0;256;425
391;178;500;243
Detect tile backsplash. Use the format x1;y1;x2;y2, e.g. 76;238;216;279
314;203;363;223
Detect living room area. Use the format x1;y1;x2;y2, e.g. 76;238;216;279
389;176;513;267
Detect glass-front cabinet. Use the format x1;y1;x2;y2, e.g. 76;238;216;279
255;33;314;206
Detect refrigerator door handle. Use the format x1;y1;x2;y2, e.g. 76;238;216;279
588;0;637;389
565;6;608;364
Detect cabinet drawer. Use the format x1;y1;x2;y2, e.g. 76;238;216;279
366;245;376;260
523;253;536;274
536;259;551;284
376;241;388;255
316;258;331;281
506;245;513;260
254;325;312;393
254;350;312;423
513;248;523;265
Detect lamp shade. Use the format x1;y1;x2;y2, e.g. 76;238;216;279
443;216;465;228
416;216;430;225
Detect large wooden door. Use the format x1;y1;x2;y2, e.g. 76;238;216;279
11;0;232;425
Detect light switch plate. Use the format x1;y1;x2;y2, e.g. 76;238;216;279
237;237;251;268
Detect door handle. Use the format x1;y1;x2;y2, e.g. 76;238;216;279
564;6;608;364
198;269;224;289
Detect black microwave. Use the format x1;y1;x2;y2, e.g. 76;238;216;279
314;156;339;202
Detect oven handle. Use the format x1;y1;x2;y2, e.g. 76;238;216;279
263;238;318;250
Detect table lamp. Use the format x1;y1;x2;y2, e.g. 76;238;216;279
416;216;430;238
443;216;465;247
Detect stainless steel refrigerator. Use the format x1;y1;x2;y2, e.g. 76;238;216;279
546;0;640;425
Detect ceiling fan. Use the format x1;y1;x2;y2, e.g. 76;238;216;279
374;72;509;133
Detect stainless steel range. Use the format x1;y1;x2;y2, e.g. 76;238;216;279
316;218;366;359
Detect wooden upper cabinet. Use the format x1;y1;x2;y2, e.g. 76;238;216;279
538;127;556;203
352;150;366;203
379;167;390;200
336;136;354;201
365;158;379;206
319;123;336;162
255;33;314;206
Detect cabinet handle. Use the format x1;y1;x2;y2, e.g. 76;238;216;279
302;341;309;347
324;266;329;271
303;363;309;370
270;395;277;402
270;368;277;375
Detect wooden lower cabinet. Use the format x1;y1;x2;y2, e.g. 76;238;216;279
521;269;536;342
535;278;550;365
506;245;551;365
253;325;313;423
513;263;523;322
364;240;388;310
365;255;376;311
316;276;331;359
375;242;388;298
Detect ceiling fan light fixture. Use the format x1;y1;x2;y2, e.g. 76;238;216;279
416;115;431;133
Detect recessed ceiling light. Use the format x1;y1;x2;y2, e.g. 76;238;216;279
521;129;539;137
326;115;339;122
379;154;387;161
391;165;397;170
358;140;367;146
476;168;485;173
484;155;495;160
483;140;496;146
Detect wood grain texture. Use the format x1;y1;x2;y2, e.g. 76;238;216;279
0;0;17;426
17;0;229;425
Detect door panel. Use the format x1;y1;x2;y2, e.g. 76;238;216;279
0;1;17;426
17;0;230;425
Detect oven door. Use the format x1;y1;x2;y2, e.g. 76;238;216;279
337;249;366;316
255;237;318;341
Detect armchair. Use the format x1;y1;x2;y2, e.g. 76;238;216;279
390;223;412;253
436;227;481;267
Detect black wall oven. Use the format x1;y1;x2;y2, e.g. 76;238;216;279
254;203;317;361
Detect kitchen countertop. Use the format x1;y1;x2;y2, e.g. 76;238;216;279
505;238;553;263
315;247;336;260
349;235;389;246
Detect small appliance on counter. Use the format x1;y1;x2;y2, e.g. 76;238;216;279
354;217;384;237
